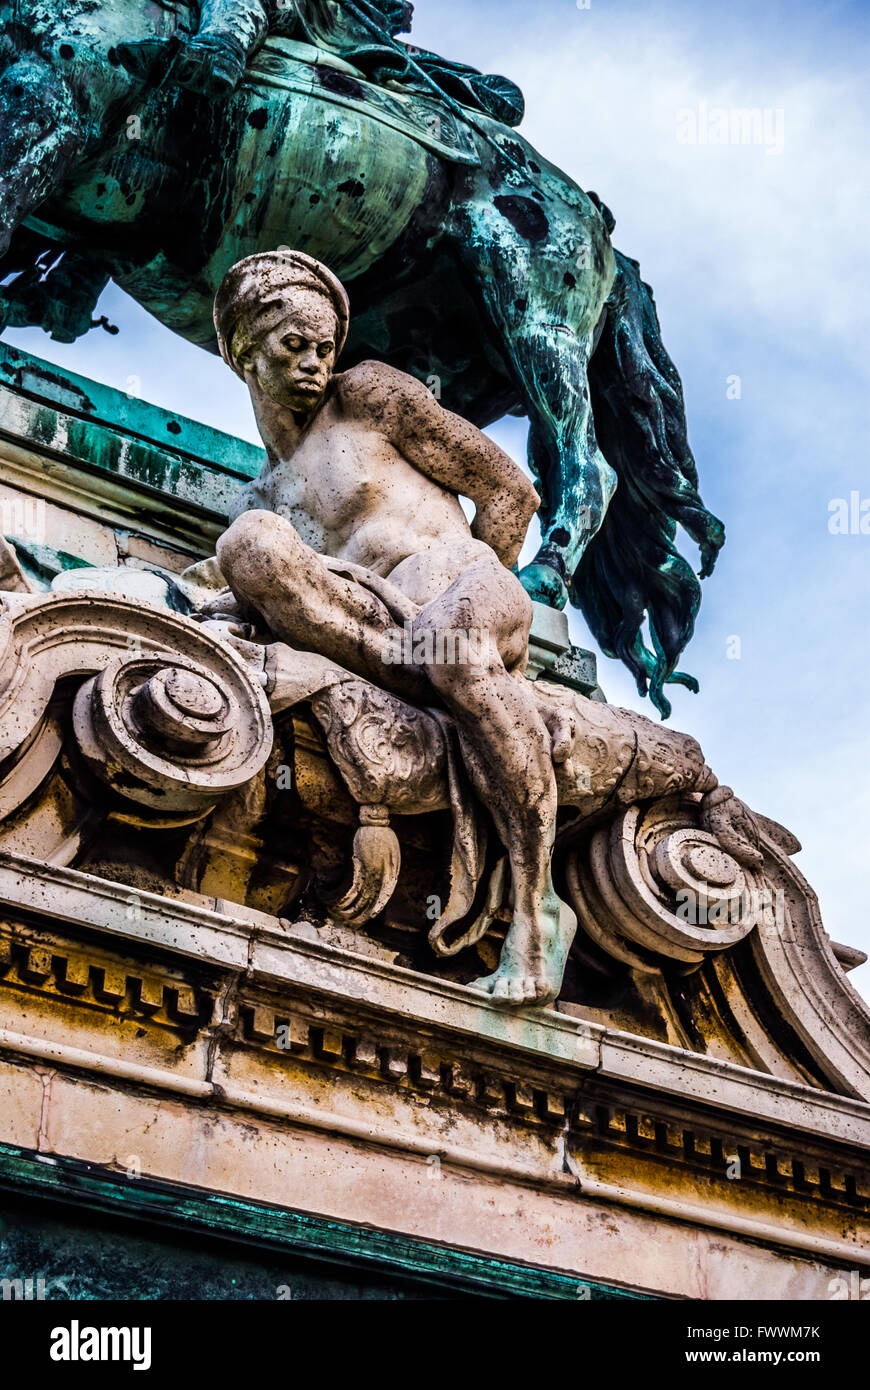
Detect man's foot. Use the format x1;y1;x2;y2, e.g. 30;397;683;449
173;37;247;98
470;896;577;1006
536;699;576;764
116;35;245;98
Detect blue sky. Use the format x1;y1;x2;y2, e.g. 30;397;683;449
5;0;870;996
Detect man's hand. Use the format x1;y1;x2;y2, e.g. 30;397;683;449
468;470;539;568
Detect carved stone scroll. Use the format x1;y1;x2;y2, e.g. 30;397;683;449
564;795;764;972
0;592;274;841
74;651;271;816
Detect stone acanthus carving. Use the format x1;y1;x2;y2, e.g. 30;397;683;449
293;666;778;976
309;680;449;814
0;572;791;997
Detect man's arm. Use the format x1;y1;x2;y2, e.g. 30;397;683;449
339;362;539;568
228;469;273;524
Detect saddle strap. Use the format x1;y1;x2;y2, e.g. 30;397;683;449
260;35;368;80
248;37;482;167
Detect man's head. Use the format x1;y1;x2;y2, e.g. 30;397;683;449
214;250;350;414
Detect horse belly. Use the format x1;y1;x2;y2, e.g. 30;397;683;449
63;83;435;347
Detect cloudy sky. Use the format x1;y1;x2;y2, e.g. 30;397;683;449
6;0;870;996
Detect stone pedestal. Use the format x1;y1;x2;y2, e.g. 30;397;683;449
528;603;603;699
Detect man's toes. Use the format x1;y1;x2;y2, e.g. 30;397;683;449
550;714;576;763
470;972;557;1007
469;974;494;996
531;976;557;1005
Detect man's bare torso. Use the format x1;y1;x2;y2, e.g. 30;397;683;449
234;366;496;606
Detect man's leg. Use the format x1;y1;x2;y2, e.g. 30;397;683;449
217;510;428;701
417;557;576;1004
118;0;267;97
220;512;574;1001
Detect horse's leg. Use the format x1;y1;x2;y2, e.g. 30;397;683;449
0;56;85;258
451;192;616;609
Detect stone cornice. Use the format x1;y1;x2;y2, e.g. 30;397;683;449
0;345;262;553
1;850;868;1153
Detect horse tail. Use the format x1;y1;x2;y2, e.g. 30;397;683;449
577;247;725;719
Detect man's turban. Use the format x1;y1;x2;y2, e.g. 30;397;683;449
213;250;351;377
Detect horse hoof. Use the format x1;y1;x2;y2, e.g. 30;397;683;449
518;561;569;611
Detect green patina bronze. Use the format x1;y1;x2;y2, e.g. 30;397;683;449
0;0;724;715
0;1142;652;1299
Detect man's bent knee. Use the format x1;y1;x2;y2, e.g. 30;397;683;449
217;511;268;585
217;510;306;602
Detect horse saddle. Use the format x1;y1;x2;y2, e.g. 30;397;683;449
248;36;482;166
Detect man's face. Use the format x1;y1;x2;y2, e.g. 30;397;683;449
241;290;338;414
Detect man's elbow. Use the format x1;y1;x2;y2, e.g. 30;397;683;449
515;476;540;526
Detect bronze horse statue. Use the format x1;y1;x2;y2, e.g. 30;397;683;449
0;0;725;716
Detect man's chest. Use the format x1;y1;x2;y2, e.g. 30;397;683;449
264;422;414;520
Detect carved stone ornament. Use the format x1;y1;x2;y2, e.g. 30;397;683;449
0;570;869;1100
0;583;801;970
564;796;765;972
0;591;273;845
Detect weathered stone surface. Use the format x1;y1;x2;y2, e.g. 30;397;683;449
0;566;857;1043
189;250;757;1006
0;870;867;1297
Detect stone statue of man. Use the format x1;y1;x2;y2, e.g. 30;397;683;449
211;249;577;1004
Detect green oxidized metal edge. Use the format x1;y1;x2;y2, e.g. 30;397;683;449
0;1142;651;1300
248;38;481;165
0;341;265;483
